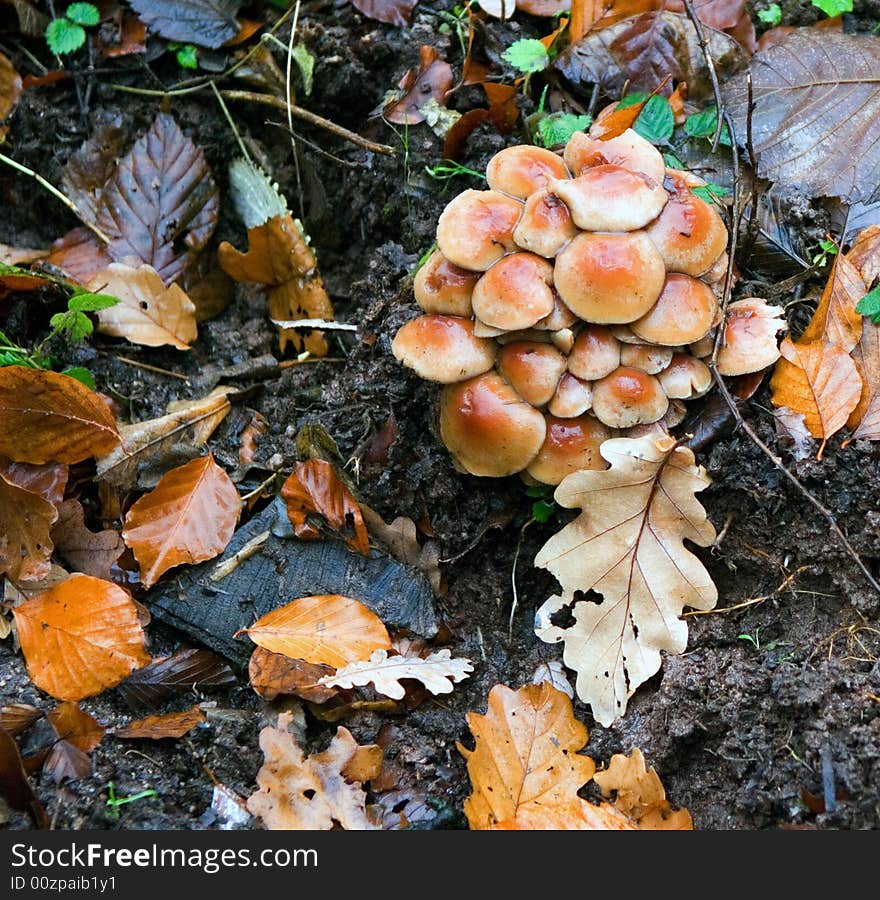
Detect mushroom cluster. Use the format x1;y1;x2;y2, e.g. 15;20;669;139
392;124;784;484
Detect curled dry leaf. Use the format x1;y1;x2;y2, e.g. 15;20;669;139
797;254;865;353
383;45;454;125
534;435;717;726
51;499;124;581
118;648;236;710
1;704;42;737
248;647;338;704
115;707;206;740
774;406;815;461
122;454;242;588
12;574;150;701
0;367;120;465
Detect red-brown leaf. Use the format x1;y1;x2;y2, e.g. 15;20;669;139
46;228;113;285
847;318;880;440
248;647;339;703
43;701;105;782
115;707;206;740
0;727;47;827
0;469;58;582
51;499;125;580
0;457;68;509
350;0;416;27
384;46;453;125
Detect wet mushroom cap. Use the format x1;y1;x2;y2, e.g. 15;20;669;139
497;341;568;407
436;189;522;271
658;353;713;399
534;293;578;331
645;189;728;276
567;325;621;381
392;315;496;383
513;189;579;258
548;373;593;418
472;252;556;331
526;415;612;485
439;373;547;477
485;145;571;199
619;343;674;375
413;249;481;317
563;128;666;184
592;366;669;429
630;274;719;345
716;298;786;376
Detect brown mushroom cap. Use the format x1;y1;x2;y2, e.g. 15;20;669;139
658;353;713;399
550;165;667;232
534;293;577;331
472;252;555;331
608;324;646;345
619;343;674;375
486;145;570;200
439;372;547;477
548;373;593;418
392;315;496;384
567;325;621;381
513;189;579;258
716;298;786;376
689;330;716;358
497;341;567;407
630;274;719;345
554;232;666;324
526;415;612;485
701;251;730;286
592;366;669;428
662;399;687;428
563;129;665;184
436;189;522;271
413;249;480;317
645;190;728;276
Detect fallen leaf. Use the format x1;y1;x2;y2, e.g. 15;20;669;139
0;704;43;737
46;228;112;285
349;0;416;27
756;15;842;53
246;713;381;830
117;648;235;710
774;406;815;461
383;45;454;125
360;506;442;594
237;595;391;668
846;225;880;287
0;244;47;265
0;457;68;509
0;471;57;582
665;0;755;52
319;649;473;700
51;499;125;580
238;410;268;467
534;435;717;726
797;254;865;352
128;0;244;48
248;647;338;703
3;564;70;605
115;707;206;740
0;51;22;141
0;366;120;465
531;659;574;699
96;8;147;58
122;453;242;588
43;701;105;782
847;316;880;440
280;459;369;555
0;727;47;828
211;782;252;829
13;574;150;701
62;122;127;226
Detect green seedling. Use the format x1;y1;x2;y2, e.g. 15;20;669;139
691;183;731;204
168;42;199;70
617;93;675;145
46;2;100;55
856;285;880;324
502;38;551;94
425;161;487;184
810;0;852;16
526;484;557;524
684;106;732;147
437;4;472;58
811;238;838;268
105;782;159;820
758;3;783;24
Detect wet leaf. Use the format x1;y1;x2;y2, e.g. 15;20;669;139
118;649;235;710
798;254;865;352
62;123;127;226
248;647;338;703
43;702;105;783
122;453;241;588
51;499;124;580
534;435;717;726
13;574;150;701
383;46;453;126
349;0;416;27
0;727;47;827
665;0;755;51
0;457;68;510
128;0;244;48
46;228;113;285
237;595;391;668
0;472;57;583
0;367;120;465
115;706;206;740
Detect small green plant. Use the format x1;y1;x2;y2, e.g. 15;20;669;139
810;0;852;17
691;182;731;204
105;782;159;820
526;484;557;524
46;2;100;55
684;106;732;147
502;38;552;93
168;42;199;70
856;285;880;324
617;93;675;145
425;160;487;184
811;238;839;268
538;113;592;148
437;4;472;58
758;3;783;24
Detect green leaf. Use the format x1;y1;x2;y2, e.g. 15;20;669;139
538;113;592;147
174;43;199;70
46;18;86;54
810;0;852;15
758;3;782;24
856;286;880;324
684;107;731;146
632;95;674;145
662;152;685;169
502;39;550;75
691;183;730;203
532;500;556;523
68;291;119;312
0;349;27;366
61;366;96;389
292;44;315;96
50;310;93;341
65;2;100;26
615;92;648;110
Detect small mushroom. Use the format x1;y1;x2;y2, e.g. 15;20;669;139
472;252;556;331
392;315;496;383
526;415;612;485
662;399;687;429
701;251;730;286
550;328;576;354
689;330;716;358
439;373;547;477
630;274;719;345
534;293;577;331
436;189;522;271
716;298;786;376
567;325;621;381
608;324;646;345
591;366;669;428
548;373;593;418
554;232;666;324
619;343;675;374
513;189;579;258
413;249;481;317
563;128;665;184
645;188;728;276
497;341;568;407
658;354;713;399
486;145;570;200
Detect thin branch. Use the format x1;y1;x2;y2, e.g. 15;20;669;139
681;0;725;151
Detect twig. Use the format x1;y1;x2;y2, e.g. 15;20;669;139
684;566;810;617
681;0;725;152
508;518;533;643
210;81;252;164
285;1;304;219
115;356;190;382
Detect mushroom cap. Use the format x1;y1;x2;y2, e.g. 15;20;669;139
413;249;480;317
534;293;577;331
689;330;716;358
658;353;713;399
392;315;496;383
645;189;728;276
486;145;570;200
716;298;786;376
608;324;646;345
526;415;612;485
497;341;567;407
701;251;730;286
630;274;719;345
436;189;522;271
563;128;666;184
439;372;547;477
591;366;669;428
550;328;576;354
513;189;579;258
554;232;666;324
548;373;593;418
550;165;667;232
567;325;621;381
472;252;555;331
662;399;687;428
619;343;674;375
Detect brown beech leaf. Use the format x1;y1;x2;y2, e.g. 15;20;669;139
0;244;47;265
0;50;22;141
0;471;57;582
847;319;880;441
665;0;755;52
281;459;369;555
3;564;70;605
46;228;113;285
798;254;865;352
13;574;150;701
43;701;104;782
237;595;391;668
246;713;382;830
0;727;47;828
122;454;241;588
459;683;634;830
87;263;198;350
0;458;68;509
115;707;206;740
61;122;127;226
51;499;125;580
117;648;235;710
349;0;416;27
534;435;717;726
383;45;454;125
0;367;120;465
846;225;880;287
248;647;338;703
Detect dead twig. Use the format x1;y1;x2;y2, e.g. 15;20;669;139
114;356;190;382
683;565;810;617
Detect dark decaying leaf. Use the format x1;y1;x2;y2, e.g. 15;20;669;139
725;32;880;204
51;499;125;580
248;647;339;703
128;0;244;49
43;702;104;782
0;457;68;509
0;727;47;827
383;46;454;125
0;705;43;737
350;0;416;28
117;649;236;710
62;122;127;225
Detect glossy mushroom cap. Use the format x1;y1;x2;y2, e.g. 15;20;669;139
392;315;496;383
591;366;669;428
554;232;666;324
630;274;719;345
716;298;786;376
563;129;666;184
567;325;621;381
413;249;480;317
620;343;674;374
497;341;567;407
439;373;547;477
472;252;555;331
658;354;713;399
645;188;728;276
436;189;522;271
513;190;579;258
548;373;593;418
534;293;577;331
486;145;570;200
526;415;612;485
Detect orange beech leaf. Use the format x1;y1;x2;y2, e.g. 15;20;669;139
51;499;125;580
122;454;241;588
483;82;520;133
12;574;150;701
0;470;58;582
382;45;453;125
115;707;206;740
797;253;865;352
0;367;120;465
846;319;880;441
248;647;339;703
846;225;880;287
236;595;391;668
280;459;369;555
43;701;105;782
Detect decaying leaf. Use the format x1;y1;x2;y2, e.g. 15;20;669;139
115;707;206;740
847;319;880;441
3;564;70;606
44;702;105;782
122;453;241;588
128;0;244;49
0;458;68;509
0;727;47;828
774;406;815;461
383;45;454;125
534;435;717;726
13;574;150;701
847;225;880;287
237;595;391;668
61;122;127;227
319;649;473;700
797;254;865;353
246;712;382;830
0;705;43;737
248;647;338;703
45;228;112;285
117;648;235;710
531;659;574;699
0;367;120;465
51;499;124;581
349;0;417;27
0;470;57;582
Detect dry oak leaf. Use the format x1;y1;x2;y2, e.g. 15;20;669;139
51;499;124;581
115;706;206;740
246;712;382;830
248;647;338;704
534;435;717;727
122;453;241;588
87;263;198;350
458;683;634;830
237;595;391;668
44;701;105;782
281;459;370;555
12;574;150;701
0;471;57;582
797;254;865;353
0;366;120;465
319;649;473;700
847;318;880;441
